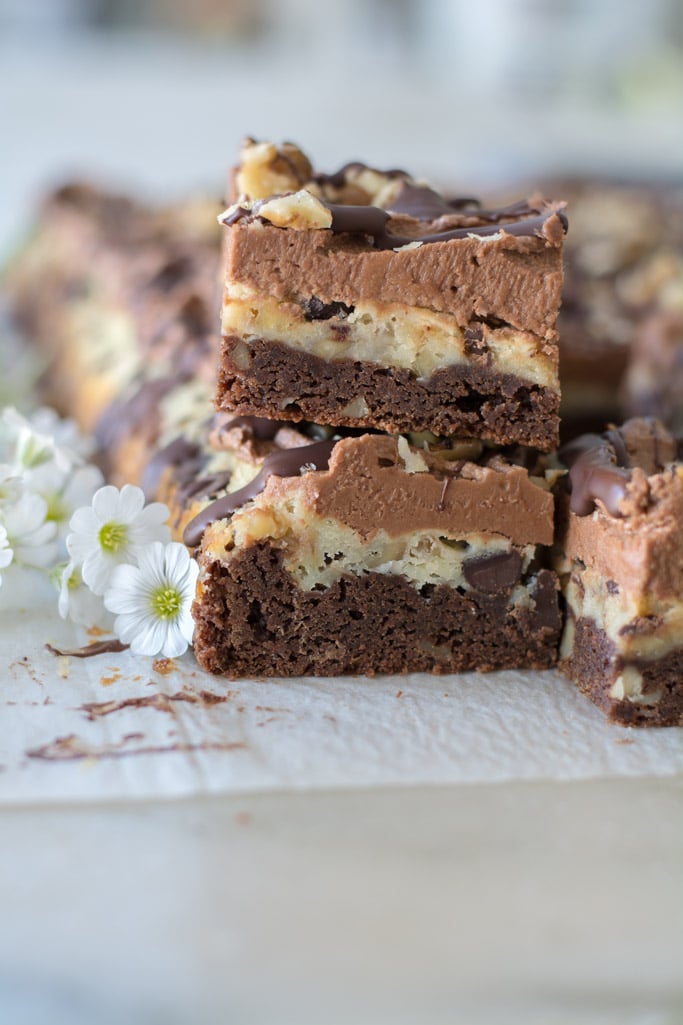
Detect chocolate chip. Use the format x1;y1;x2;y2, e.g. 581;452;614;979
464;325;490;360
462;550;522;594
303;297;354;321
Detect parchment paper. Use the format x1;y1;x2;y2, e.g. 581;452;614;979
2;581;682;805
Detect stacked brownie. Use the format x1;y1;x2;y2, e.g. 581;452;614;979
8;141;683;724
177;139;568;676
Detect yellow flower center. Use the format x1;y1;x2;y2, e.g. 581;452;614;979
151;586;182;620
45;492;67;524
99;521;128;554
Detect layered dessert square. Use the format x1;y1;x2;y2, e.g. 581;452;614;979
217;140;567;450
557;418;683;726
622;309;683;431
551;177;683;435
5;182;222;486
178;424;562;677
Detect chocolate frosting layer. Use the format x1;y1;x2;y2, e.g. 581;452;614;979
224;220;565;339
192;435;555;552
560;418;683;600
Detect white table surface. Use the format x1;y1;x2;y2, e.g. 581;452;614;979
1;32;682;1025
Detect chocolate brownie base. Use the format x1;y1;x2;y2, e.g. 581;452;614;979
193;544;561;677
219;337;560;449
561;616;683;727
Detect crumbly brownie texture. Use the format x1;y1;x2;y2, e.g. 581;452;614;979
557;417;683;726
194;546;560;677
216;139;565;450
561;616;683;727
187;431;561;677
551;177;683;433
220;335;560;447
4;182;222;484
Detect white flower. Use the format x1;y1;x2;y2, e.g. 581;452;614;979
0;464;23;507
1;491;58;568
35;462;104;546
66;484;171;595
0;523;13;586
0;406;71;474
28;407;95;462
56;560;109;627
104;541;198;657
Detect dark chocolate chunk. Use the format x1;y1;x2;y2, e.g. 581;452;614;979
303;296;354;321
462;550;523;593
463;325;490;361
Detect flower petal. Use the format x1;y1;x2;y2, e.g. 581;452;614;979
68;505;99;536
161;625;189;659
117;484;146;523
81;548;118;595
92;485;121;522
128;616;168;657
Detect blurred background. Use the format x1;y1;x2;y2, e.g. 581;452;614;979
1;0;682;253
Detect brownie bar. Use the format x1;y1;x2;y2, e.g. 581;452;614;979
216;139;566;450
4;182;222;485
4;172;565;682
622;310;683;432
184;430;562;677
550;177;683;435
557;417;683;726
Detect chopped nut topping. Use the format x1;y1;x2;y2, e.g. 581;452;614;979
236;139;313;201
257;190;333;230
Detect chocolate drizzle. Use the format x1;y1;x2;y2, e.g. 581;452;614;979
216;415;282;441
313;161;408;189
183;439;338;547
326;203;567;250
142;435;203;500
95;375;185;452
561;430;632;516
45;639;129;658
177;470;234;506
387;183;475;221
387;184;534;225
222;189;567;250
